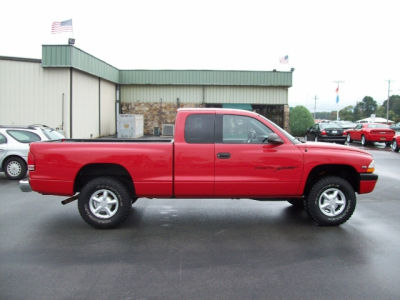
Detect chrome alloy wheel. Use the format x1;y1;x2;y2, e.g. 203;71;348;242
318;188;346;217
392;140;398;151
89;189;119;219
6;160;22;177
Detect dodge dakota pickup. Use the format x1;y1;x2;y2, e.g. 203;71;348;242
20;108;378;228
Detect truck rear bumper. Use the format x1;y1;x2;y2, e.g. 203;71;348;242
359;173;378;194
19;179;32;192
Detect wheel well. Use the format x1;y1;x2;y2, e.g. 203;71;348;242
303;165;359;196
74;164;136;199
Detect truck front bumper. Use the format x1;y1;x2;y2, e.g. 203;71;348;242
359;173;378;194
19;179;32;192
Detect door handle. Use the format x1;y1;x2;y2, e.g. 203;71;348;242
217;152;231;159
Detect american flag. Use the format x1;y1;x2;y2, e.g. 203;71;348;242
279;55;289;64
51;19;73;34
336;86;340;103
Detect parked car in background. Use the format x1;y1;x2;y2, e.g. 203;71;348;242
390;122;400;132
346;123;395;147
305;122;346;144
333;121;357;130
392;135;400;152
0;125;64;180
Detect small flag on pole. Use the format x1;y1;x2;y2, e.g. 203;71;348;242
336;86;339;103
279;55;289;64
51;19;73;34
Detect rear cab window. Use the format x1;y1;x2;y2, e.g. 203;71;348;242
184;114;215;143
6;130;41;143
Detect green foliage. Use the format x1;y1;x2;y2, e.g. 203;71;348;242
312;95;400;123
354;96;377;120
289;106;314;136
339;105;355;121
315;111;334;120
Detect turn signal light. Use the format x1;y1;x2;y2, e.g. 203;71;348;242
367;160;375;173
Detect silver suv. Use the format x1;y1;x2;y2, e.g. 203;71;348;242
0;125;65;180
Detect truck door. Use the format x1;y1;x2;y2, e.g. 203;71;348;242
214;113;303;197
174;113;215;197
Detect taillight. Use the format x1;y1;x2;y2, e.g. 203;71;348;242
321;130;327;135
28;152;35;171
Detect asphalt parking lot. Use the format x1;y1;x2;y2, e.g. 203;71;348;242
1;142;400;299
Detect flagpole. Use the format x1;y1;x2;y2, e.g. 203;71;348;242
334;80;344;121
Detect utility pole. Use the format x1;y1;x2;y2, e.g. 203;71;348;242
314;95;318;120
334;80;344;120
386;80;391;124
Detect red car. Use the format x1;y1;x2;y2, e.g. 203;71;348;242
346;123;395;146
392;135;400;152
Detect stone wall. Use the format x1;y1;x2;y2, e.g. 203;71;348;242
121;102;201;135
121;102;290;135
283;105;290;132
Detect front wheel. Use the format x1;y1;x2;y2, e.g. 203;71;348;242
78;177;132;229
305;176;356;226
346;134;352;144
392;140;399;152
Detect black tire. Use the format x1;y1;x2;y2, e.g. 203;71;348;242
361;135;367;146
305;176;356;226
78;177;132;229
287;199;304;209
4;156;27;180
392;140;399;152
314;136;318;142
346;134;352;144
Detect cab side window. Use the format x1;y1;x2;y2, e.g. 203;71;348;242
222;115;273;144
184;114;215;144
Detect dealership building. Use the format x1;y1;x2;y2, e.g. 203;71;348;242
0;45;293;138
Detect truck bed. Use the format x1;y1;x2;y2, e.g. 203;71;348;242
29;140;174;197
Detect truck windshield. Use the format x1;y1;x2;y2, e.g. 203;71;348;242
257;114;301;144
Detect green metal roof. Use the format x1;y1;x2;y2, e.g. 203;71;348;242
42;45;119;83
41;45;292;87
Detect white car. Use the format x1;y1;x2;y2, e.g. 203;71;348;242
0;125;64;180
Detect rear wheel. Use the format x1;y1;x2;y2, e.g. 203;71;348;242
392;140;399;152
361;135;367;146
305;176;356;226
346;134;352;144
78;177;132;229
4;157;27;180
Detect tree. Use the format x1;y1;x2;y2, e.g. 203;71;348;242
381;95;400;121
289;106;314;136
354;96;377;120
339;105;355;121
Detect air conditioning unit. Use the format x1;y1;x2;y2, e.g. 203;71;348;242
162;124;175;137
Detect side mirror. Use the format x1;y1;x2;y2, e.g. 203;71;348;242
265;133;283;145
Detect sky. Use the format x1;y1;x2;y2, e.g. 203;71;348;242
1;0;399;113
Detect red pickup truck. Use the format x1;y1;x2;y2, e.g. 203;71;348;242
20;108;378;228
